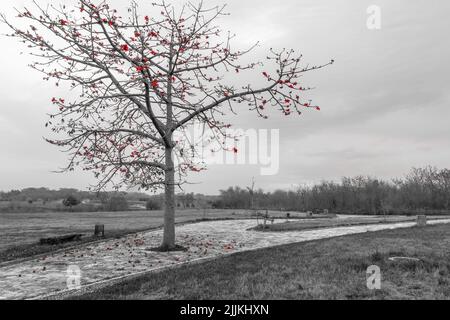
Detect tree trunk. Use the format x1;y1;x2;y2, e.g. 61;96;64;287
162;39;176;250
161;146;176;249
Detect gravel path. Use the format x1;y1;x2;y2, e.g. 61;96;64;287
1;218;449;300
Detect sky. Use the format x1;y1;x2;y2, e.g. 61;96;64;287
0;0;449;195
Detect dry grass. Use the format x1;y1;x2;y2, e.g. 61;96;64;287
72;224;450;300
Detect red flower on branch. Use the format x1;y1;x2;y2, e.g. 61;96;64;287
151;79;159;88
120;44;129;52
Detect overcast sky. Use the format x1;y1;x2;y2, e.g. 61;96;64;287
0;0;449;195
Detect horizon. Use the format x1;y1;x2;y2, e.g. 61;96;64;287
0;163;443;196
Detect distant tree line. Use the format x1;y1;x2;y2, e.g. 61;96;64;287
0;187;150;203
0;189;138;213
3;166;449;215
212;166;450;215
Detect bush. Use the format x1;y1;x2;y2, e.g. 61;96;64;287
62;195;81;208
146;199;161;211
105;195;129;212
211;199;224;209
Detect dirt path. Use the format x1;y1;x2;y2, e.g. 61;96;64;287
1;218;449;300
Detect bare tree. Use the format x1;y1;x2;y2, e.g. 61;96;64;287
246;176;255;211
1;0;332;249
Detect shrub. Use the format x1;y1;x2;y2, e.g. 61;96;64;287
62;195;81;209
105;195;129;212
146;199;161;211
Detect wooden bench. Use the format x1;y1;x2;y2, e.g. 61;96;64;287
39;234;83;245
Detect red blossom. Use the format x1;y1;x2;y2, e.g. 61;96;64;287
151;79;159;88
120;44;129;52
59;19;68;25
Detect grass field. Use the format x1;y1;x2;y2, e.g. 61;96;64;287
2;208;447;265
252;215;445;231
0;210;208;262
0;209;242;249
72;224;450;300
0;209;309;261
